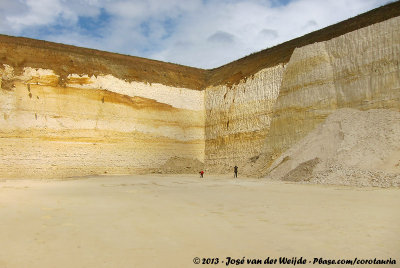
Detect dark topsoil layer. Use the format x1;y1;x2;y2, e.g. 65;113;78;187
1;1;399;90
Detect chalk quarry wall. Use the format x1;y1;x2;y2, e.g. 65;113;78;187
0;11;399;178
206;17;400;174
0;66;205;178
252;16;400;176
204;65;284;172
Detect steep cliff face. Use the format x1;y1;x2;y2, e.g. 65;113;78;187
253;16;400;176
204;65;284;172
206;16;400;175
0;66;205;178
1;2;399;179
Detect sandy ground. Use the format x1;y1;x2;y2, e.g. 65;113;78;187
0;174;399;268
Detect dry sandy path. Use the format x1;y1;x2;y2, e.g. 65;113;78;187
0;174;399;267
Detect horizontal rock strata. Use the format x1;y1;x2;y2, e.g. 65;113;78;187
0;1;399;180
0;66;205;178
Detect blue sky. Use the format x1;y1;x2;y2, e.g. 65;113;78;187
0;0;392;68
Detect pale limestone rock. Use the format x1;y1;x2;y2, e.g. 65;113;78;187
204;65;285;172
1;15;400;179
257;16;400;175
0;66;205;178
67;73;205;111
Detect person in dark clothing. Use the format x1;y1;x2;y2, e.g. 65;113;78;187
199;170;204;178
234;166;238;178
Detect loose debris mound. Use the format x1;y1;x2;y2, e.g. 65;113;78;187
266;108;400;187
156;157;204;174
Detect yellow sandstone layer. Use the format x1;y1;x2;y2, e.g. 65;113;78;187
0;66;205;178
0;3;399;178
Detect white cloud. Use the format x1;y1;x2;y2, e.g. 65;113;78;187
151;0;391;68
0;0;392;68
6;0;64;31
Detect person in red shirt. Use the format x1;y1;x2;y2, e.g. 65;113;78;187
199;170;204;178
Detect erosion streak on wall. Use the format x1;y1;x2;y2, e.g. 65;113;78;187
204;65;284;172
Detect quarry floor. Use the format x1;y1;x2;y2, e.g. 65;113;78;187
0;174;399;268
